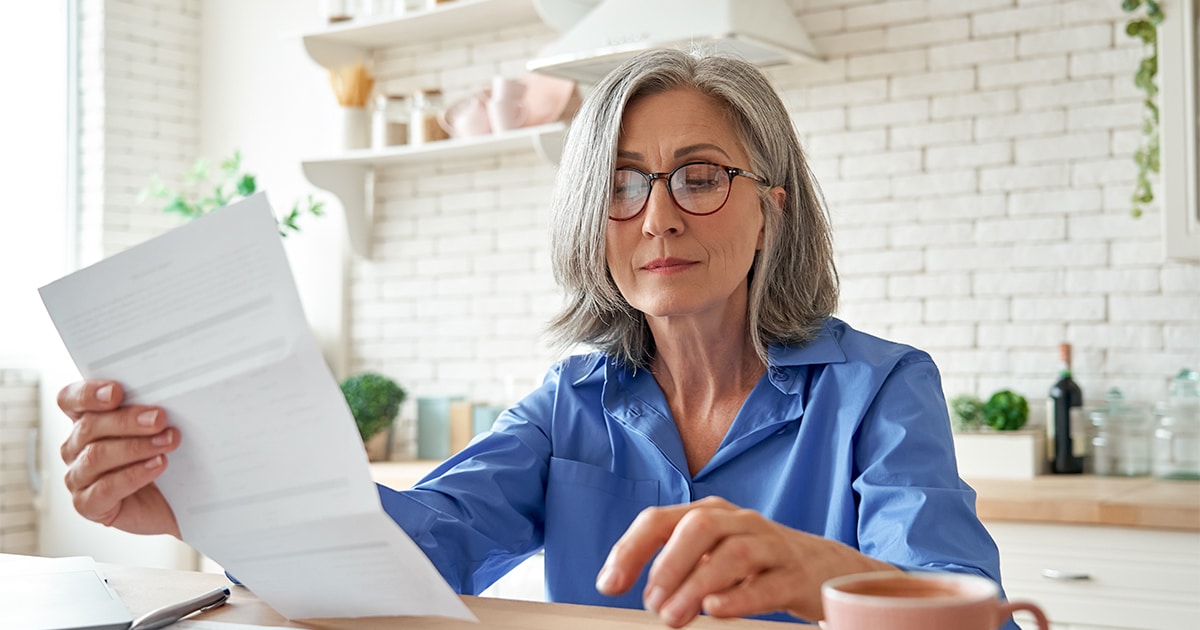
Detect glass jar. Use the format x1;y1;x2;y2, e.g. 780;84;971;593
1088;388;1152;477
1153;369;1200;480
371;93;408;149
409;88;448;145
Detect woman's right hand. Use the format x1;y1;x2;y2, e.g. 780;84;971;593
58;380;181;538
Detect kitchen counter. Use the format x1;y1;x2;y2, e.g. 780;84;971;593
966;475;1199;531
370;462;1200;532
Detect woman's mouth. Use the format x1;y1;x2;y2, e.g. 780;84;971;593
642;258;696;274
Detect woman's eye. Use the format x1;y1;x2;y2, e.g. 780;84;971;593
684;177;720;191
613;184;638;199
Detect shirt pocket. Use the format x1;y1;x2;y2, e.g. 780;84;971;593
543;457;660;606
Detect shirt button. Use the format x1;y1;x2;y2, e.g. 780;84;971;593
770;368;788;382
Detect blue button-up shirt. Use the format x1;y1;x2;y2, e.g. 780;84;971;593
379;318;1011;626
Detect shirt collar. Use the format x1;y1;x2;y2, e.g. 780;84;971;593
760;318;847;395
767;318;848;368
597;317;850;425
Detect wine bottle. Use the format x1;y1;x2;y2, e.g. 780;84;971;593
1047;342;1085;474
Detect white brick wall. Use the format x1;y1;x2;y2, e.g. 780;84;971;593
0;370;38;554
78;0;201;266
349;0;1199;424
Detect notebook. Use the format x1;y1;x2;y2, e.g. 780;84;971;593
0;555;133;630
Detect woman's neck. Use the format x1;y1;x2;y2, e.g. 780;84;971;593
647;310;766;475
646;296;765;407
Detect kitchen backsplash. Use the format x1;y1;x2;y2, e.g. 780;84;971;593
80;0;1198;435
352;0;1198;413
0;369;38;554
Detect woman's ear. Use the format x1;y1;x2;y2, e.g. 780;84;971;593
758;186;786;250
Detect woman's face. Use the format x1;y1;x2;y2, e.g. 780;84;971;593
605;89;767;326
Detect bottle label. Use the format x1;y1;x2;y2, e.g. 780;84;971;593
1046;399;1056;462
1070;407;1087;458
1046;399;1088;467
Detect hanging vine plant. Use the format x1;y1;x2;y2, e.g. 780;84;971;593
1120;0;1164;218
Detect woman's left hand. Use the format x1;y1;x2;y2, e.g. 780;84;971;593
594;496;898;627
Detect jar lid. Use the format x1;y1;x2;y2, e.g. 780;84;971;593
1089;388;1148;426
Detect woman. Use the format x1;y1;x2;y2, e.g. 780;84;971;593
57;49;1010;627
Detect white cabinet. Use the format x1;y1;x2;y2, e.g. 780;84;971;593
986;521;1200;630
297;0;567;257
481;552;546;602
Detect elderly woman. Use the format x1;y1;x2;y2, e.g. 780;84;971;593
57;49;1009;627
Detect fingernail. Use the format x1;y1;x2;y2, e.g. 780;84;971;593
144;455;163;469
643;586;665;613
660;599;690;627
96;384;113;402
137;410;158;427
596;566;615;593
151;431;172;447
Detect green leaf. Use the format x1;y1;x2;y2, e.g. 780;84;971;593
164;196;190;217
1146;0;1163;22
982;390;1029;431
1121;1;1165;221
186;157;209;184
236;174;257;196
219;150;242;175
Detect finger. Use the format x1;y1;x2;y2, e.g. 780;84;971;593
702;570;818;621
58;380;124;421
597;503;697;596
64;429;178;492
60;406;168;464
659;533;782;625
647;509;764;622
71;454;168;527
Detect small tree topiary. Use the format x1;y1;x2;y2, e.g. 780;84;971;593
340;373;406;442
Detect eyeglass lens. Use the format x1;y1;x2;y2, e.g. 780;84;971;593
611;162;733;220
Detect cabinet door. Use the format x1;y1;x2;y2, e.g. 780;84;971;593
986;521;1200;630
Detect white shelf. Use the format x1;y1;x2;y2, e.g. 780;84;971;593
302;0;541;69
302;122;567;258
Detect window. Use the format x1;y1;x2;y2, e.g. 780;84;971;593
0;0;72;363
1160;0;1199;260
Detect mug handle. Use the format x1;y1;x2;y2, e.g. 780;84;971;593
997;600;1049;630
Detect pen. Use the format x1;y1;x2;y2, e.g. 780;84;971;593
129;586;231;630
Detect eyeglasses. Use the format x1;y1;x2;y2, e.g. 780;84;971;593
608;161;768;221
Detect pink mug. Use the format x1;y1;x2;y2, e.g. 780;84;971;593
821;571;1049;630
438;92;492;138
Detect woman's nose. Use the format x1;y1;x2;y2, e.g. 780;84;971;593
640;180;684;236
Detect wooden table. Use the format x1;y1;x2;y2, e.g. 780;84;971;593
89;560;784;629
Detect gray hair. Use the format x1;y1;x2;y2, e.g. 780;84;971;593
546;49;838;369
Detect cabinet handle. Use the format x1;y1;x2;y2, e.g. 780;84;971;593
1041;568;1091;581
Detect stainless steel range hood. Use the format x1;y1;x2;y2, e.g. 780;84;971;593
526;0;822;84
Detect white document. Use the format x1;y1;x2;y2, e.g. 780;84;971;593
39;193;474;622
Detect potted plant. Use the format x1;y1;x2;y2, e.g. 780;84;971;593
140;150;324;236
340;372;407;461
950;389;1043;479
949;394;985;432
982;390;1030;431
